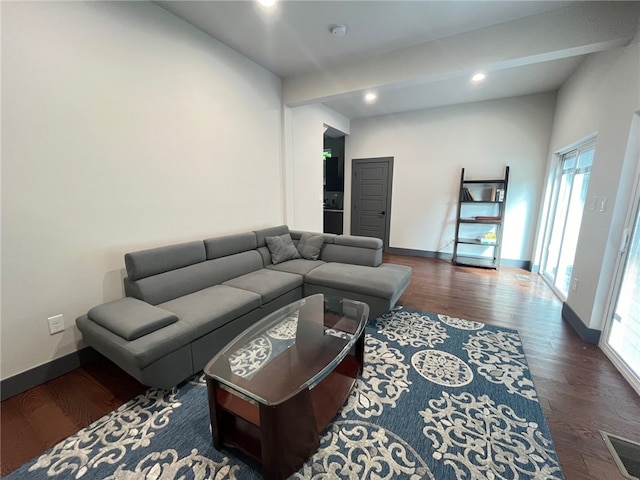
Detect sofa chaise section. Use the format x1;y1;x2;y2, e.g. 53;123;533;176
260;227;411;318
304;262;411;319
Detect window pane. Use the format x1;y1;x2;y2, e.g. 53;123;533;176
577;147;594;169
555;171;589;296
543;172;572;281
562;153;577;171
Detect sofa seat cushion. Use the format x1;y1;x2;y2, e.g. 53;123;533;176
267;259;325;276
159;285;262;343
88;297;178;341
305;262;412;300
222;268;303;303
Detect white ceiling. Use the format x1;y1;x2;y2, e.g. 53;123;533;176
157;1;640;120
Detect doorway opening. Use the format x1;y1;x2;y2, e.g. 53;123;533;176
323;128;345;234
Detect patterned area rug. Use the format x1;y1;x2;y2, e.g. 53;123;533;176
7;307;565;479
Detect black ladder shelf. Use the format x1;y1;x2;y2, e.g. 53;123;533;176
452;166;509;269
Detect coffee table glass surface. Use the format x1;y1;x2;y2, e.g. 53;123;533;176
204;293;369;406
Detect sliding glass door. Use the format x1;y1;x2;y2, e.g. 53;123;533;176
603;194;640;392
541;144;594;298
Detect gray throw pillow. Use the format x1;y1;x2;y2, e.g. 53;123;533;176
296;232;324;260
265;233;301;265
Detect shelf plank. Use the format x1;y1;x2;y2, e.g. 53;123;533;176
457;238;499;246
459;218;503;224
462;179;506;184
453;255;499;269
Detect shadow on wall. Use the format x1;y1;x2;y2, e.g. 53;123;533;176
437;197;459;253
103;268;126;303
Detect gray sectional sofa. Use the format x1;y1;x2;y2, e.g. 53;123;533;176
76;225;412;389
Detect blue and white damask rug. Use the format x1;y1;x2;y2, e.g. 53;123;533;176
7;307;565;479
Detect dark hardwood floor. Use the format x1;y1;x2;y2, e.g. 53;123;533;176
2;254;639;478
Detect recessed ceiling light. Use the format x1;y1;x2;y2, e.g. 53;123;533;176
257;0;276;7
471;72;486;82
364;92;377;103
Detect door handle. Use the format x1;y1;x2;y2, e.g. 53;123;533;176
379;211;386;215
619;228;631;253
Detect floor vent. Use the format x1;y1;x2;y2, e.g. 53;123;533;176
515;274;531;281
601;431;640;480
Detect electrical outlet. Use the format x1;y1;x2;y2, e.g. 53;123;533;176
571;278;579;292
48;314;65;335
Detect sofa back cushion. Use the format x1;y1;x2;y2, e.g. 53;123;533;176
254;225;290;247
125;241;206;281
254;225;291;266
204;232;257;260
320;236;383;266
290;230;336;245
125;250;264;305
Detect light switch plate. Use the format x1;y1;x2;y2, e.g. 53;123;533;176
599;196;608;212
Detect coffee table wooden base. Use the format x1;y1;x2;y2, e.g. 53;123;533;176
206;335;363;480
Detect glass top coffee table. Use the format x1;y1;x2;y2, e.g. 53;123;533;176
204;294;369;480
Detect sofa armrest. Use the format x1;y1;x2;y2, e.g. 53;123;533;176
87;297;178;341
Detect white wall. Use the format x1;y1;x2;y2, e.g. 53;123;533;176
345;93;557;261
1;2;283;379
287;104;349;232
543;37;640;330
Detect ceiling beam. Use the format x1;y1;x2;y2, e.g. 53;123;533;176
282;2;640;107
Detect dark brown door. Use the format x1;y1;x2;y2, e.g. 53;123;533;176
350;157;393;250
